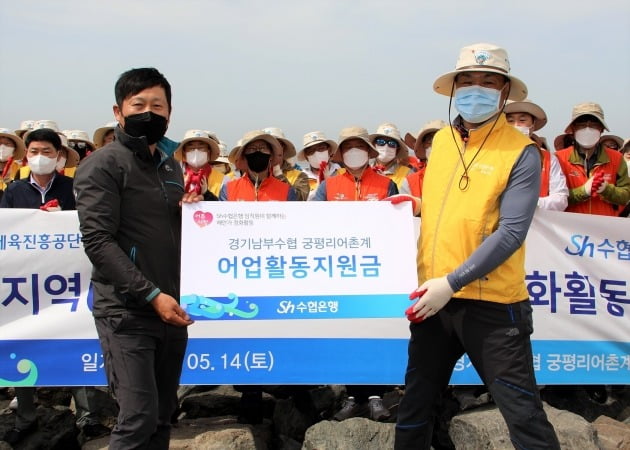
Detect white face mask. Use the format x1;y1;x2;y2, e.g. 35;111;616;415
28;154;58;175
513;125;531;136
425;146;432;160
342;148;369;170
185;149;209;168
55;156;67;172
306;150;329;169
375;145;396;164
0;144;15;162
574;127;601;148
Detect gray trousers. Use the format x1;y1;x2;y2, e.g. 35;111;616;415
95;314;188;450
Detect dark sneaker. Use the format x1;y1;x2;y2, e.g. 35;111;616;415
82;423;112;439
237;390;264;424
3;421;37;445
333;396;363;421
368;397;391;421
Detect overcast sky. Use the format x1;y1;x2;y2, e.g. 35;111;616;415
1;0;628;150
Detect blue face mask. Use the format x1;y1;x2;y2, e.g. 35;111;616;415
454;85;501;124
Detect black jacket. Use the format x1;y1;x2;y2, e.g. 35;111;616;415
0;173;76;210
74;128;185;317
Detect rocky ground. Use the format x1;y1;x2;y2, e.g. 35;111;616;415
0;384;628;449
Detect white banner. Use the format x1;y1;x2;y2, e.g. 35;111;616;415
0;206;628;386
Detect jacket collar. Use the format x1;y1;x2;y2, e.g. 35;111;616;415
114;127;180;166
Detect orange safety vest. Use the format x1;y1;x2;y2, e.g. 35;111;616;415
226;175;290;201
405;167;426;198
325;166;391;201
539;149;550;197
555;146;622;216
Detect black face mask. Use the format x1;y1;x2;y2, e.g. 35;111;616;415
244;151;271;173
123;111;168;145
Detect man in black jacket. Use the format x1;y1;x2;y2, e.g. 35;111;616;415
74;67;202;450
0;128;74;210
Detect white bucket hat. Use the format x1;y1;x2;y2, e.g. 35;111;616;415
231;130;283;165
297;131;338;161
64;130;96;152
433;43;527;101
332;126;378;163
0;128;26;160
262;127;296;159
15;120;36;138
174;129;220;162
93;121;118;148
504;99;548;131
564;102;609;133
369;123;409;160
213;140;230;165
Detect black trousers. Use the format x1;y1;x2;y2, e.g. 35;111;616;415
95;314;188;450
395;299;560;450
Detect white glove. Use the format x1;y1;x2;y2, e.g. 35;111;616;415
596;180;608;195
583;177;594;196
409;276;454;319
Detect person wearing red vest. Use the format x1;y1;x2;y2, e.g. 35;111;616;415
399;120;447;213
311;126;397;201
504;99;568;211
555;102;630;216
310;126;396;422
174;129;223;199
219;130;296;201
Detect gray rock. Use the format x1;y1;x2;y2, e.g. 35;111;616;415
592;415;630;450
302;418;394;450
449;403;598;450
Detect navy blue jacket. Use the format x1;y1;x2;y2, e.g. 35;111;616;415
0;173;76;210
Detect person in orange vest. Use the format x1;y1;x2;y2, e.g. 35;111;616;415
555;102;630;216
296;131;340;200
311;126;396;422
0;128;25;200
263;127;310;201
174;129;223;199
399;120;447;211
504;99;568;211
369;123;413;191
220;130;297;201
311;126;398;201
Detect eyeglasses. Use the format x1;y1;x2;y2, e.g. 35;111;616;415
375;138;399;148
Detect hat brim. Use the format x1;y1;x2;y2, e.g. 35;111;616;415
0;132;25;161
175;136;220;162
600;135;623;150
93;126;116;148
332;136;378;163
433;69;528;101
297;140;338;161
413;128;442;159
277;137;297;159
503;101;547;131
369;133;409;160
60;146;80;168
554;133;574;151
233;134;283;165
564;114;610;134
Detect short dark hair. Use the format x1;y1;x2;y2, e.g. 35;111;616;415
25;128;62;150
115;67;172;111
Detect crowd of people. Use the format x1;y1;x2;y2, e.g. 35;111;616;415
1;42;628;449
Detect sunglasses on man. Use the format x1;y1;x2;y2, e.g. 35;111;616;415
375;138;399;148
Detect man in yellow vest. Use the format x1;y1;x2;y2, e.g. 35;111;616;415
395;43;560;449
